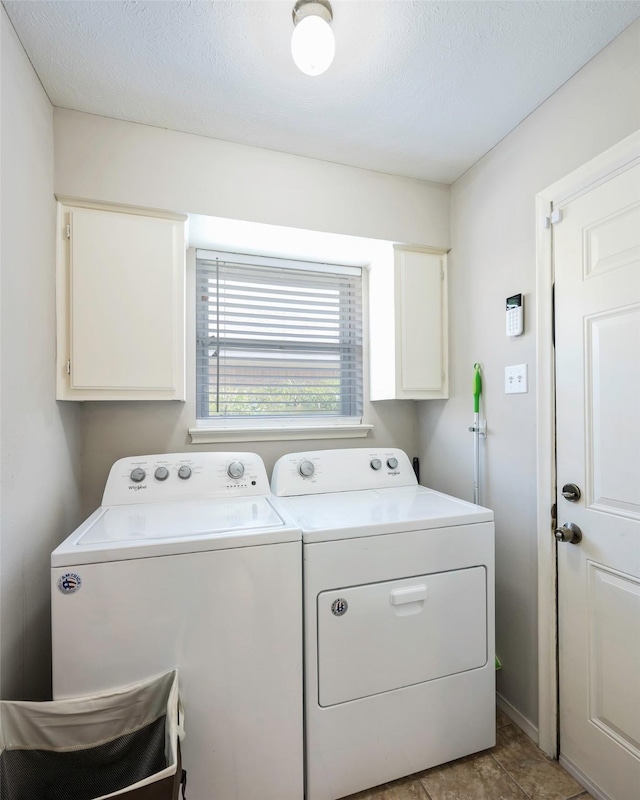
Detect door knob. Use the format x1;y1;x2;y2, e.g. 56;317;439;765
555;522;582;544
561;483;582;502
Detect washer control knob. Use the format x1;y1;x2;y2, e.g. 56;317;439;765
154;466;169;482
370;458;382;471
227;461;245;479
177;465;192;480
298;460;315;478
387;457;399;470
130;468;146;483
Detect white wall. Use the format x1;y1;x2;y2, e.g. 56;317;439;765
0;8;82;700
54;109;450;248
53;110;450;512
418;20;640;731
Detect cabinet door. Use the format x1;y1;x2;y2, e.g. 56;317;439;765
396;250;445;393
369;248;448;401
58;205;186;400
396;249;448;398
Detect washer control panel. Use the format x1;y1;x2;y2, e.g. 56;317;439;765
104;452;271;506
271;448;417;497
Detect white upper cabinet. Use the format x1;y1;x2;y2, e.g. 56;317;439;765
56;201;186;400
369;246;448;401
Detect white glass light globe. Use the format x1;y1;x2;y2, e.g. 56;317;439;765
291;15;335;76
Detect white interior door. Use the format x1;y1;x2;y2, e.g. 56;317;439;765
554;162;640;800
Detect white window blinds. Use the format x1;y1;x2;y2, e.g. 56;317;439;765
196;251;363;421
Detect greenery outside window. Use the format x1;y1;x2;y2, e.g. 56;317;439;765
194;250;364;438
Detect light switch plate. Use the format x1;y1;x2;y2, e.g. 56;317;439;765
505;364;528;394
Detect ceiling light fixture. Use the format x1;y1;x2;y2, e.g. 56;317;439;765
291;0;335;77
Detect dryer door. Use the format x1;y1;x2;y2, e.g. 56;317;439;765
317;567;487;707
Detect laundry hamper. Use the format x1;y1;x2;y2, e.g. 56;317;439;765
0;669;185;800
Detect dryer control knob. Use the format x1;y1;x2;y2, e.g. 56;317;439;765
298;460;315;478
154;466;169;481
370;458;382;470
177;465;192;480
130;468;146;483
387;457;399;470
227;461;245;479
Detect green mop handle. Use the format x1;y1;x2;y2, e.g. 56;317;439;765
472;363;482;506
473;363;482;414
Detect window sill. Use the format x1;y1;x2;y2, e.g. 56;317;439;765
188;421;374;444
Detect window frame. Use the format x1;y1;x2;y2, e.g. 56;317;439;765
190;249;372;443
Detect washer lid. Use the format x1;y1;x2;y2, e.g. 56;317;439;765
52;497;300;566
273;485;493;542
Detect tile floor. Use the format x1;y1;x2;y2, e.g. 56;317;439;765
342;709;591;800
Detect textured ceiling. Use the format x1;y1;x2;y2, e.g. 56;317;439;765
4;0;640;183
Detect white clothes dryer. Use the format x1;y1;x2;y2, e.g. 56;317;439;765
52;452;303;800
271;447;495;800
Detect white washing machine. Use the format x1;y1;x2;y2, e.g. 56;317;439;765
51;452;303;800
271;447;495;800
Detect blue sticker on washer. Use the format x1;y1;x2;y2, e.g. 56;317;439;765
58;573;82;594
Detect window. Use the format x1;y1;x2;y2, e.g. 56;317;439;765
195;250;364;432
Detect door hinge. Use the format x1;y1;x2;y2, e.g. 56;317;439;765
66;224;71;239
543;209;563;229
66;360;71;375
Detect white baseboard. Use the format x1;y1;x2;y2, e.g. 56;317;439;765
496;692;539;744
559;754;609;800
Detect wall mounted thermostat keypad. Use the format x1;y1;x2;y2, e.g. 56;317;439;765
506;294;524;337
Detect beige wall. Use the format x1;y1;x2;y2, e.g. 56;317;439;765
53;111;449;512
419;19;640;731
54;108;450;248
0;9;82;700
